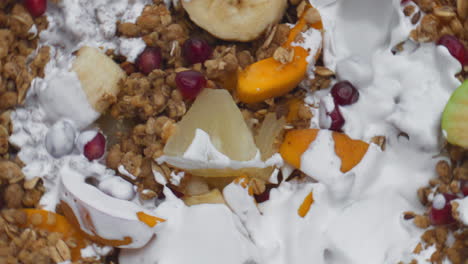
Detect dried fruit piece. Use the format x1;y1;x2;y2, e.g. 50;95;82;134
429;193;456;225
237;5;323;103
20;209;87;261
135;47;162;74
182;0;287;42
279;129;369;173
175;70;207;100
332;131;370;173
331;81;360;106
441;80;468;148
328;106;345;132
183;38;213;64
162;89;259;177
83;132;106;161
183;189;226;206
298;192;314;217
24;0;47;17
72;46;126;113
437;35;466;66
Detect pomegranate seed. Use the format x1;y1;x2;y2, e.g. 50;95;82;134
254;184;277;203
24;0;47;17
461;180;468;197
136;47;162;75
329;107;345;132
183;38;213;65
83;132;106;161
437;35;466;66
331;81;360;106
429;193;456;225
175;70;207;100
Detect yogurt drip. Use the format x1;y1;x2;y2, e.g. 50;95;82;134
9;0;464;263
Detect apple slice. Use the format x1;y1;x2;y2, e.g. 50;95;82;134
442;80;468;148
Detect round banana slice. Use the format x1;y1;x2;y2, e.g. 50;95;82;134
182;0;287;42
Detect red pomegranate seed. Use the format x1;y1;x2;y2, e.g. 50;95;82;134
183;38;213;65
437;35;466;66
24;0;47;17
429;193;457;226
254;184;278;203
136;47;162;75
461;180;468;197
329;107;345;132
83;132;106;161
175;70;207;100
331;81;360;106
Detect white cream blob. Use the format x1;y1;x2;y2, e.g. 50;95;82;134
120;193;260;264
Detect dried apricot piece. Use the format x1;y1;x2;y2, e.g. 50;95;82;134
237;5;323;104
20;209;87;261
279;129;369;173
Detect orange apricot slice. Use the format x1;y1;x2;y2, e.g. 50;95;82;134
279;129;319;169
237;6;323;104
298;192;314;218
332;132;370;173
279;129;369;173
20;209;87;261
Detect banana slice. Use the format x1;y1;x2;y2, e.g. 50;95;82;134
183;188;226;206
182;0;287;42
72;46;125;113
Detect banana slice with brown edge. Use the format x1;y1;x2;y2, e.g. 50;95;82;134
182;0;288;42
72;46;125;113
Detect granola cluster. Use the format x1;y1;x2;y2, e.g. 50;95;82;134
402;145;468;264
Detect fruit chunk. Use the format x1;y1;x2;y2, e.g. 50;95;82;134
183;38;213;64
162;89;259;177
279;129;369;173
237;5;323;103
442;80;468;148
429;193;457;225
437;35;466;66
24;0;46;17
328;107;345;132
254;113;286;180
83;132;106;161
135;47;162;74
72;47;126;113
331;81;360;106
298;192;314;217
20;209;87;261
279;129;319;168
182;0;287;42
175;70;207;100
183;188;226;206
